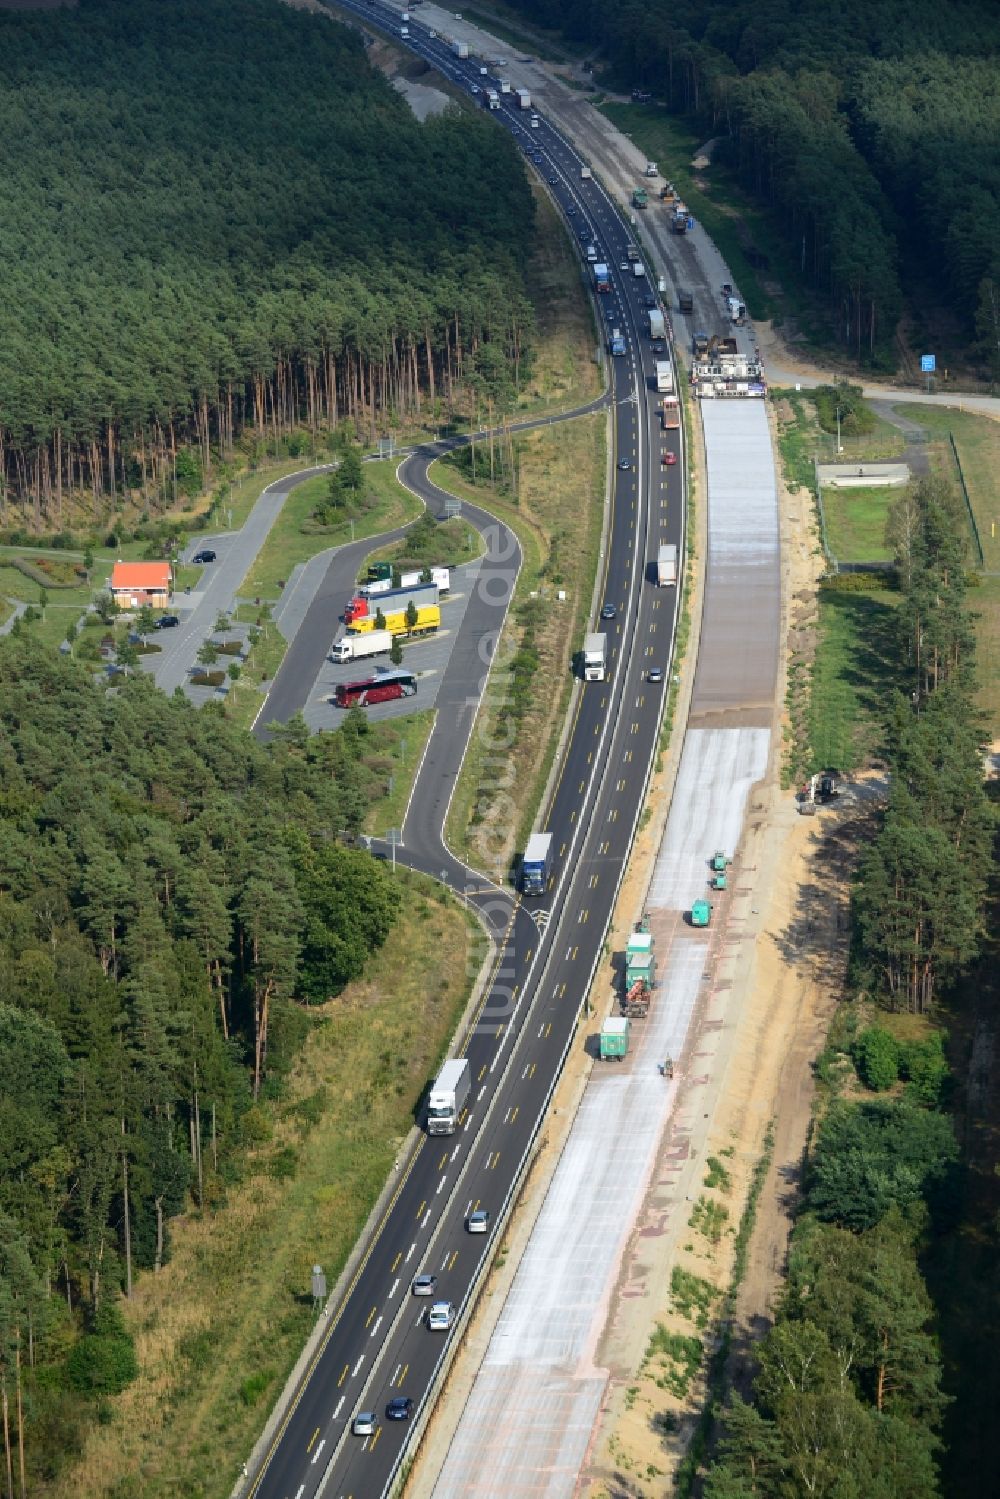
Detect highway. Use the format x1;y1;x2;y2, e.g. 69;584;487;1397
243;9;685;1497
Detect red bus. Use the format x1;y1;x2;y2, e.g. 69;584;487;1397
333;671;417;708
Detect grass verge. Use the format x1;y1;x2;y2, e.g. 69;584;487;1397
362;708;437;837
47;875;487;1499
240;461;424;601
895;403;1000;573
821;486;895;563
435;411;606;875
805;589;901;774
517;181;602;415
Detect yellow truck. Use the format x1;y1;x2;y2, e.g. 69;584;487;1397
348;603;440;639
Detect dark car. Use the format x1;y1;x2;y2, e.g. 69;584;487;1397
155;614;180;629
617;459;631;471
192;549;216;564
643;293;657;308
386;1397;414;1422
533;153;543;164
567;204;577;215
548;174;558;185
600;604;617;621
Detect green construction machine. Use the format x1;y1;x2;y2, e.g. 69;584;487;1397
691;900;712;928
622;919;655;1017
600;1016;630;1060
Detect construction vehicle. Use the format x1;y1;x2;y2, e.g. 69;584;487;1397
645;161;658;177
632;187;648;209
626;244;640;262
678;289;693;313
621;920;655;1017
659;182;676;203
691;900;712;928
600;1016;630;1060
671;206;689;234
711;852;732;873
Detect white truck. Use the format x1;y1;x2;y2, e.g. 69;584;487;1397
648;308;665;339
645;161;658;177
451;38;469;58
580;165;592;180
583;632;608;682
655;360;673;394
330;628;393;663
500;79;512;94
426;1058;471;1136
657;543;678;587
515;87;531;109
486;87;500;109
362;566;450;597
633;261;645;279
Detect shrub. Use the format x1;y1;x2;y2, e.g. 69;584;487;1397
239;1369;275;1407
899;1032;950;1108
65;1312;138;1397
854;1026;900;1091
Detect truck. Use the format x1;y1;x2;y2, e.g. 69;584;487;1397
657;543;678;587
426;1058;471;1136
348;603;440;639
583;632;607;682
580;165;592;180
600;1016;630;1061
515;87;531;109
361;566;450;598
677;289;693;313
586;243;598;262
648;307;665;340
644;161;658;177
333;671;417;708
500;78;511;93
485;87;500;109
727;295;746;324
330;628;393;664
633;260;645;279
451;39;469;57
521;831;553;895
622;921;655;1017
661;394;680;430
655;360;673;393
609;327;626;357
626;244;640;262
594;262;611;293
671;207;688;235
344;580;438;625
632;187;648;209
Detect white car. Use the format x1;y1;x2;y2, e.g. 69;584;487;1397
466;1209;490;1234
427;1301;455;1330
352;1411;377;1437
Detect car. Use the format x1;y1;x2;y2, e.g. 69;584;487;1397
663;451;678;466
600;604;617;620
352;1411;377;1437
466;1209;490;1234
386;1397;414;1422
412;1274;437;1297
155;614;180;629
617;459;631;471
533;153;543;164
530;116;539;129
427;1300;455;1331
619;260;629;271
470;84;480;94
643;293;657;308
650;341;666;355
567;204;577;215
192;549;216;564
647;667;664;683
548;174;558;185
480;65;488;75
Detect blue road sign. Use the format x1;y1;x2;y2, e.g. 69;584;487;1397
921;354;936;373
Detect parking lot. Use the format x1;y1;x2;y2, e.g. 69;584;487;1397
302;557;484;730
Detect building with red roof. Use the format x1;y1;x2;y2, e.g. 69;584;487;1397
109;562;172;609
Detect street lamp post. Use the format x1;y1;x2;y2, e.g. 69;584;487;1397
835;404;844;456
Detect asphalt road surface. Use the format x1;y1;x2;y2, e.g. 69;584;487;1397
243;10;685;1498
